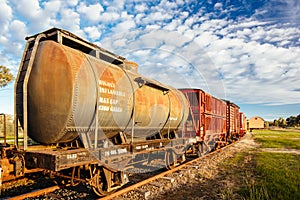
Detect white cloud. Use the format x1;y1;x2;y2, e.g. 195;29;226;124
84;26;101;41
111;18;136;33
214;2;223;10
135;4;147;12
0;0;12;35
164;19;181;31
0;35;8;45
77;2;104;23
52;8;83;36
10;0;41;19
9;20;27;41
43;0;61;13
0;0;12;22
99;11;120;22
142;12;173;24
112;38;127;47
65;0;79;7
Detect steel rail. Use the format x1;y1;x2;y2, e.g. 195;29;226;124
7;185;62;200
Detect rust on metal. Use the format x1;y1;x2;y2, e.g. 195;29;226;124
25;148;98;171
16;28;189;145
179;89;227;145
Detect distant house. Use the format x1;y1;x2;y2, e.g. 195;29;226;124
249;116;265;131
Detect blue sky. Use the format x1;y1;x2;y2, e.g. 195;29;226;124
0;0;299;121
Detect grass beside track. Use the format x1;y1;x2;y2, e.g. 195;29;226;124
254;129;300;149
220;129;300;200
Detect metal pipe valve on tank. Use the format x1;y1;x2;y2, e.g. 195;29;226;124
27;40;189;144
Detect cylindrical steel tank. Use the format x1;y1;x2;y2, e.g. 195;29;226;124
27;40;189;144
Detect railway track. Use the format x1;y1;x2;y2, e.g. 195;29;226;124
5;136;247;200
7;185;62;200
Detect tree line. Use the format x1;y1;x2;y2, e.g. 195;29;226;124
269;114;300;128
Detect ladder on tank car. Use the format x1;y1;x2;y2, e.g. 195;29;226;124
14;33;46;150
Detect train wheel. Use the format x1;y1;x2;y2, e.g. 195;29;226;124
92;168;114;197
165;150;178;170
197;142;210;157
196;143;203;158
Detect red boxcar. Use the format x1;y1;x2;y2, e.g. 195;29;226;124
223;100;241;141
179;89;227;154
239;112;247;136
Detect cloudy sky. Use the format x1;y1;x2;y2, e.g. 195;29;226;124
0;0;299;121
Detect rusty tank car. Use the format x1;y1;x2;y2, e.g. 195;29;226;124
0;28;191;196
19;30;189;145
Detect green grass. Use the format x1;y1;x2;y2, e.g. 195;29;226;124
248;129;300;200
252;152;300;200
252;129;300;149
219;129;300;200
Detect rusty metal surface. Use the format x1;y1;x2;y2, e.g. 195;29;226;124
27;41;76;144
224;100;241;138
25;34;189;144
0;147;25;183
23;137;189;172
179;89;226;143
239;112;247;136
25;148;97;171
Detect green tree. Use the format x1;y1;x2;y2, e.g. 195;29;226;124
297;114;300;126
278;117;287;128
0;65;14;87
286;116;297;127
273;119;279;127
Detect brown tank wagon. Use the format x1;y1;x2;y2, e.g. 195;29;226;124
18;30;188;145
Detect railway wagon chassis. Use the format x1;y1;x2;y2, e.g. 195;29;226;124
1;137;190;196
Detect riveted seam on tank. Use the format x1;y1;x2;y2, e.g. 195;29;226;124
61;45;80;142
117;67;136;133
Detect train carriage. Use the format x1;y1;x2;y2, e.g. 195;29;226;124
239;112;247;137
224;100;241;141
179;89;227;156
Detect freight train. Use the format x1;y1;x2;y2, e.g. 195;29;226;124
0;28;246;196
